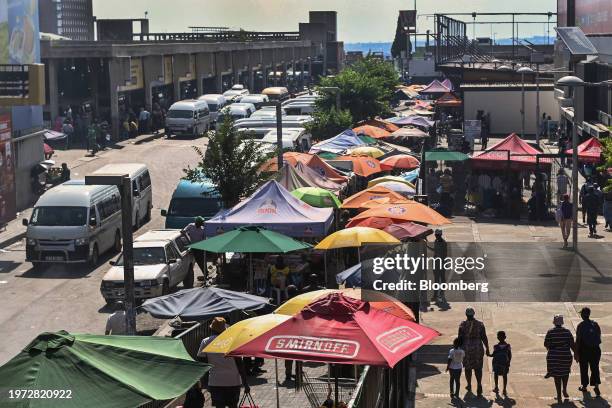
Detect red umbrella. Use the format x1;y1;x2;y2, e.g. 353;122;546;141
381;154;420;170
383;222;433;241
229;293;439;368
346;216;394;229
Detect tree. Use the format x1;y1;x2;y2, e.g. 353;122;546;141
183;116;273;208
305;108;353;141
316;56;398;123
598;137;612;192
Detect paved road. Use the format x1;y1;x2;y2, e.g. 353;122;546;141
0;136;203;364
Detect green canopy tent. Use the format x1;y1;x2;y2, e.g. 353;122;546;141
422;149;470;199
0;331;210;408
190;226;312;292
291;187;342;208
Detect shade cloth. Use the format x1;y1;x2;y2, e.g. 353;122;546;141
204;180;333;237
387;115;435;128
141;287;272;320
471;133;552;170
390;127;429;139
309;129;366;154
425;150;469;161
565;136;603;163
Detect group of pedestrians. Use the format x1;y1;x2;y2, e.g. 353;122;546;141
120;103;167;140
446;307;602;403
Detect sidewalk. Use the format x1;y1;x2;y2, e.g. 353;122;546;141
0;131;166;249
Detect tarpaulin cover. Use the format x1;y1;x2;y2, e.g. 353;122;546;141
309;129;366;154
336;263;362;287
390;127;429;139
425;150;469;161
229;293;439;367
141;287;272;320
565;136;603;163
387;115;435;128
471;133;552;170
361;119;400;133
420;79;451;94
276;161;345;194
204;180;333;237
0;331;210;408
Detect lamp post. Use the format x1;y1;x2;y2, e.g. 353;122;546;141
262;101;284;170
517;66;534;139
556;75;584;252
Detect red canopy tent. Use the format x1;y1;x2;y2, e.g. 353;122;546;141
471;133;551;171
435;93;462;107
565;137;603;163
419;80;451;94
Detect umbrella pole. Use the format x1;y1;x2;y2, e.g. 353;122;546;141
324;252;328;288
334;364;339;407
275;359;280;408
249;253;253;294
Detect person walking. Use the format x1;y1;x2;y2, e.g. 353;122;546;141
544;314;576;404
182;217;206;282
604;189;612;231
558;194;573;249
105;301;127;335
490;331;512;396
458;308;490;396
580;178;594;224
429;229;447;304
138;107;151;135
446;337;465;400
583;186;600;237
556;169;570;204
87;120;99;155
198;317;249;408
576;307;602;397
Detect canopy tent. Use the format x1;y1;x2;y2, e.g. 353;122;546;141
435;92;462;107
341;185;406;209
387;115;435;128
141;287;272;320
424;150;469;161
263;152;348;183
0;331;210;408
420;79;451;94
204;180;334;237
352;125;392;139
275;161;345;194
471;133;552;171
360;119;400;133
389;127;429;139
309;129;366;154
441;78;454;91
565;137;603;163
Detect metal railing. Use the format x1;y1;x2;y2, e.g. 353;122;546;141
132;31;302;43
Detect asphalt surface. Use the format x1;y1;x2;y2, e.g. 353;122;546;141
0;135;202;364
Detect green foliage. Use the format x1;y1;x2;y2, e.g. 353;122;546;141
305;108;353;141
598;137;612;192
316;56;398;122
183;116;273;208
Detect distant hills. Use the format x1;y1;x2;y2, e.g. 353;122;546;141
345;36;554;57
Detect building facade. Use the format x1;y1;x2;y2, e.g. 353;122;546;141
39;0;94;41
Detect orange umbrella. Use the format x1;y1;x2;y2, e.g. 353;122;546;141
335;155;386;177
352;125;392;139
350;201;451;226
360;197;408;209
345;216;394;229
381;154;420;170
341;186;406;209
261;152;347;183
361;119;400;133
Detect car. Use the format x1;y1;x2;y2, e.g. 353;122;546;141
100;229;195;304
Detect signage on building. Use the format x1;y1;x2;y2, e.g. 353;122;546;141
464;120;482;143
164;56;173;85
118;58;144;91
575;0;612;34
0;115;16;225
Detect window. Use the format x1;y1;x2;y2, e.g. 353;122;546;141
167;110;193;119
116;247;166;266
30;207;88;227
168;197;222;218
166;245;179;262
139;170;151;191
174;235;190;252
97;195;121;222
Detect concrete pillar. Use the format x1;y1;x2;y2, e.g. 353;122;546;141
47;59;59;120
107;59;124;138
88;59;100;114
248;68;255;92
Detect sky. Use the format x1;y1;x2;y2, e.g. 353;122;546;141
93;0;557;43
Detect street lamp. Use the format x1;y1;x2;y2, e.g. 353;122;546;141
517;66;534;139
556;75;584;252
496;65;512;72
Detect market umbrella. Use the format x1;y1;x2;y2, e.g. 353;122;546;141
368;175;416;189
230;293;438;367
349;146;385;158
389;127;429;139
383;222;433;241
401;168;420;183
375;181;416;196
141;287;272;320
346;216;394;229
0;331;210;408
274;288;416;322
335;156;388;177
350;201;451;226
341;185;406;209
380;154;420;170
335;263;362;288
315;227;400;251
352;124;392;139
291;187;342;208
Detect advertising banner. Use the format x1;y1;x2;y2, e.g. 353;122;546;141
0;115;16;225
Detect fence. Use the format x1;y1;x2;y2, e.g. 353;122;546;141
132;31;302;43
347;358;412;408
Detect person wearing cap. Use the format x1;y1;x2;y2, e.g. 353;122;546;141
198;317;249;407
457;307;489;396
182;217;207;281
544;314;576;404
105;301;127;335
575;307;602;396
428;229;448;304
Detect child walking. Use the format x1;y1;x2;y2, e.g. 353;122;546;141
491;330;512;396
446;337;465;399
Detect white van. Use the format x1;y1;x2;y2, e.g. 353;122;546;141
198;94;227;123
283;101;316;116
238;94;269;109
229;102;256;116
165;100;211;138
92;163;153;230
223;85;249;102
216;105;251;130
24;182;122;267
261;128;312;152
233;115;313;130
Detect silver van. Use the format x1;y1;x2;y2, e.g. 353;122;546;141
216;105;251;130
165;99;211;137
283;101;316;116
198;94;227;123
92;163;153;230
24;182;122;268
233;115;313;130
238;94;269;109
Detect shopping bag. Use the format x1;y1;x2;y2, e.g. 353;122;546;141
239;391;260;408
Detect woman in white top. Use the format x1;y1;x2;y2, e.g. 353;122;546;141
446;337;465;400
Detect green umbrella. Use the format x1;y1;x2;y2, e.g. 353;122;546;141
189;226;311;253
318;152;339;160
0;331;210;408
358;134;377;144
291;187;342;208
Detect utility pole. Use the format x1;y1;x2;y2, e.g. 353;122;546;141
275;102;283;170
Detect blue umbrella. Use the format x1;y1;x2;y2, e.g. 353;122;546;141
142;287;272;320
401;168;420;183
335;263;362;287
